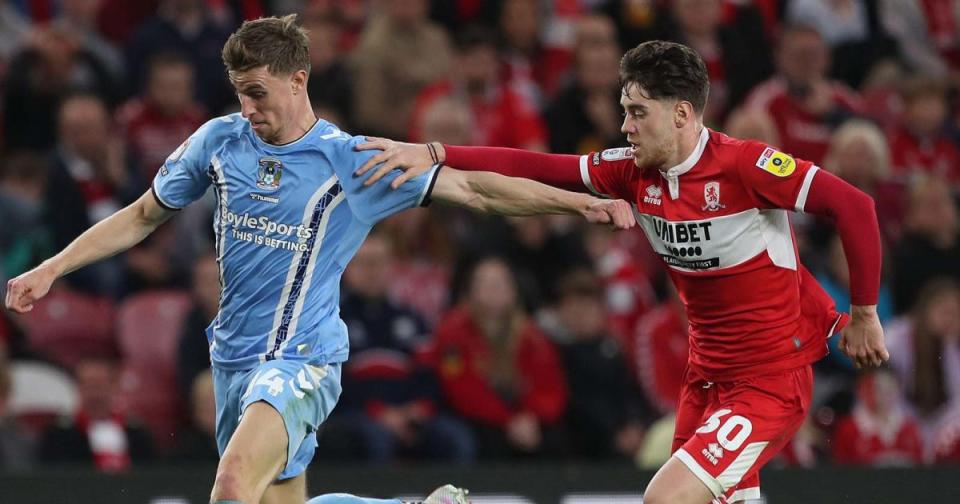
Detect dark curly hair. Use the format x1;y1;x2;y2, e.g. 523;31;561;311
619;40;710;113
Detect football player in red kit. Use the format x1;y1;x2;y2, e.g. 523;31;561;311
355;40;889;504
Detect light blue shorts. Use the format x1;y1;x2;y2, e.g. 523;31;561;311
213;360;342;480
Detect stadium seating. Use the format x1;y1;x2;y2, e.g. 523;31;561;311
115;290;192;452
7;360;79;438
17;289;117;369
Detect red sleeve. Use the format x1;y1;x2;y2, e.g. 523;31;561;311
443;145;640;199
735;141;880;306
517;325;568;423
443;145;586;192
583;148;642;201
803;169;881;306
734;142;819;210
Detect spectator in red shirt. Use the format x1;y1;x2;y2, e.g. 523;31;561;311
496;0;574;109
887;75;960;186
634;292;689;416
745;23;863;165
39;357;156;471
432;256;568;458
582;225;658;354
831;367;924;466
932;406;960;463
822;119;904;242
117;52;206;182
409;25;547;151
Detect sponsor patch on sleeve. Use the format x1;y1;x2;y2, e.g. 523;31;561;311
755;147;795;177
601;147;633;162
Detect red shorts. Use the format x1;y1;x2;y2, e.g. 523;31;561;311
671;365;813;503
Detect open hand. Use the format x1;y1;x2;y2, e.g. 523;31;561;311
354;137;437;189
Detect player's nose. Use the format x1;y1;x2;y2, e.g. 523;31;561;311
238;94;257;118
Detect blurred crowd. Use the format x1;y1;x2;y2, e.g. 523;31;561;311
1;0;960;473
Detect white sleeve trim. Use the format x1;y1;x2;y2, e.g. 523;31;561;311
674;448;724;498
579;155;603;197
794;165;820;213
727;486;762;503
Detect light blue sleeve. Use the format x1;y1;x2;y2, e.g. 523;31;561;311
151;119;218;210
332;135;439;225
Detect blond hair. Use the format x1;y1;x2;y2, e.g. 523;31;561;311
823;120;891;180
222;14;310;75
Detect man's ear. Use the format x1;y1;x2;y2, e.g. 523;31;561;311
675;101;694;128
292;69;308;94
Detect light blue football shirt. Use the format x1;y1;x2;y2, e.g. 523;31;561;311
153;114;439;370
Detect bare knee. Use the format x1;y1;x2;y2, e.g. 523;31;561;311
643;456;717;504
212;453;255;502
643;486;715;504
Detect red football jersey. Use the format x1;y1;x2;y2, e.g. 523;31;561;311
581;128;846;381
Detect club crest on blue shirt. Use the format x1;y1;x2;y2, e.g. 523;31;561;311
257;157;283;190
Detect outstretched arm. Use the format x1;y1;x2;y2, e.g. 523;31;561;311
803;169;887;369
429;167;635;229
5;190;175;312
355;139;586;192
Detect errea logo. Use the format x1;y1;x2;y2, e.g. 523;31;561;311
702;442;724;465
643;185;663;206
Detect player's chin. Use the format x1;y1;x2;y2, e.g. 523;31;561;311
253;128;274;142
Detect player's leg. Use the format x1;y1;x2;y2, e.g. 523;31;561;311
646;365;813;504
211;401;289;502
211;361;342;504
643;369;715;504
261;473;306;504
643;456;715;504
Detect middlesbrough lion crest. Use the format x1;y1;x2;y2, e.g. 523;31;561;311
702;181;725;211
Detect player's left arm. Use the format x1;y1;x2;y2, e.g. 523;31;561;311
429;167;636;229
802;169;888;369
736;144;887;369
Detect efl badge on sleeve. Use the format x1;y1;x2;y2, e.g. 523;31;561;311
755;147;795;177
257;157;283;190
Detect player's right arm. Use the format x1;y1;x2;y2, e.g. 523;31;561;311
354;139;587;192
5;190;175;313
7;116;222;313
429;167;635;228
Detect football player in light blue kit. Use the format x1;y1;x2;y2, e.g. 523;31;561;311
4;15;636;504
